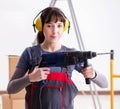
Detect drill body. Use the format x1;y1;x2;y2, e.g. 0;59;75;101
38;51;97;84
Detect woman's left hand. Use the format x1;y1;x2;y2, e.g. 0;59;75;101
81;66;96;79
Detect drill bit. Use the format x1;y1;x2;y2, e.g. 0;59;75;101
97;52;113;55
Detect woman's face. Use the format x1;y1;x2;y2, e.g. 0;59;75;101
43;20;64;44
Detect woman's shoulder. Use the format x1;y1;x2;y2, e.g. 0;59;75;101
25;44;40;53
21;44;41;59
62;45;78;52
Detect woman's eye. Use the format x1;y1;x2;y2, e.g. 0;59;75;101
58;24;63;28
47;25;52;27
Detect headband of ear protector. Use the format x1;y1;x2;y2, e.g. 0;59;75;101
32;8;70;33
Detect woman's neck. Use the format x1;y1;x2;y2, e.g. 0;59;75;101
41;42;62;52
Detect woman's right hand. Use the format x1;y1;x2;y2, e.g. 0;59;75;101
28;66;50;82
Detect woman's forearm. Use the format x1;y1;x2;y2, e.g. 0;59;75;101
7;68;31;94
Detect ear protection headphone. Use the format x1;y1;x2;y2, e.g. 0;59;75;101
32;8;70;33
35;17;70;32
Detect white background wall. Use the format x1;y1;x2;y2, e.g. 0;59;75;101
0;0;120;91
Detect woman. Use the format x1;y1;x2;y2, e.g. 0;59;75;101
7;7;108;109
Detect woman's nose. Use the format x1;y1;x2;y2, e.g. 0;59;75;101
52;26;57;33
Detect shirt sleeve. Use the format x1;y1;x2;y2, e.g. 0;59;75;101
7;47;32;94
91;70;108;88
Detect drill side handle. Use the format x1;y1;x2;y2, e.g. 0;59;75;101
84;59;91;84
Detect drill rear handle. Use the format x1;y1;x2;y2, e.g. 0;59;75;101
84;59;91;84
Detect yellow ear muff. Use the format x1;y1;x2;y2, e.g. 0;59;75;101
64;19;69;32
35;17;42;31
